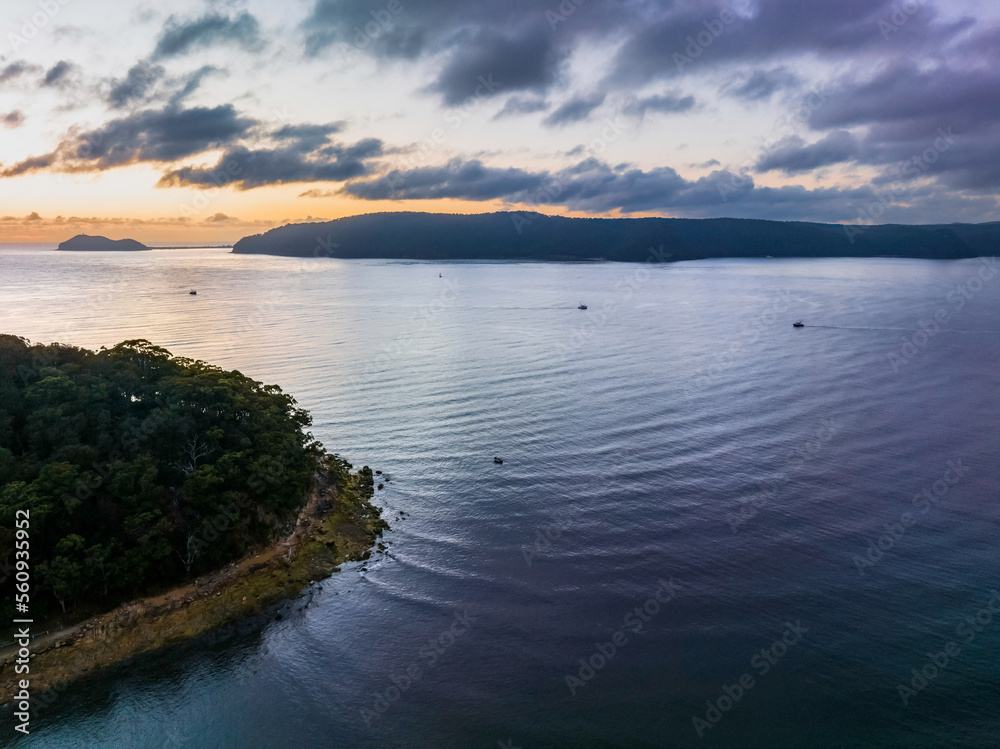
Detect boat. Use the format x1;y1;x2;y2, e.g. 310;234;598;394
189;290;197;295
577;303;588;310
793;321;804;327
493;457;503;465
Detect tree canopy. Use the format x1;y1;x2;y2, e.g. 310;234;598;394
0;335;323;617
231;211;995;261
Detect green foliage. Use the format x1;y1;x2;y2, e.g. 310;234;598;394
0;335;323;618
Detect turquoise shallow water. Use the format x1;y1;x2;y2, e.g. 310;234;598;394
1;248;999;748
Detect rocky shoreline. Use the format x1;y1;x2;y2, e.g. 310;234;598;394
0;464;389;707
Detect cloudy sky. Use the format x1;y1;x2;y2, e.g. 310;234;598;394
1;0;999;242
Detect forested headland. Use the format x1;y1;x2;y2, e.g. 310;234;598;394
0;335;352;621
231;211;1000;261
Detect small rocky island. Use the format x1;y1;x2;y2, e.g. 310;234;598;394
58;234;150;251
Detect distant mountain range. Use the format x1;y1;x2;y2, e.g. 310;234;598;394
58;234;149;251
230;212;1000;261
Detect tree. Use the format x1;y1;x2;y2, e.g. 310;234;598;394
0;337;323;617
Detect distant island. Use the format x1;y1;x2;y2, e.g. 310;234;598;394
58;234;149;251
231;211;1000;261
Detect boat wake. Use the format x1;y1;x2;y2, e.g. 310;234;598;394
801;325;1000;334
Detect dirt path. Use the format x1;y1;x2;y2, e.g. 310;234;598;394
0;467;387;705
0;484;324;668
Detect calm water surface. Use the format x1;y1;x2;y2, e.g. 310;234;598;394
1;248;998;748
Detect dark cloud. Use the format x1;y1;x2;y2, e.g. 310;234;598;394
609;0;970;85
756;130;860;173
493;96;549;119
431;25;560;105
271;123;345;149
0;61;38;85
1;104;255;177
302;0;633;105
169;66;221;105
303;0;535;59
543;94;605;127
108;61;166;108
205;213;236;223
2;111;25;129
153;12;264;59
341;157;706;212
303;0;427;59
339;157;727;212
107;63;220;109
338;155;992;223
157;137;383;190
622;92;696;118
343;159;547;201
806;62;1000;190
722;67;799;101
811;63;1000;132
42;61;73;87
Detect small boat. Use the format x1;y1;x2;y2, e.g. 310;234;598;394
577;303;588;310
189;290;197;295
793;321;804;328
493;457;503;465
439;273;442;278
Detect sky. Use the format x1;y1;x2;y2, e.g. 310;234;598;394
1;0;999;243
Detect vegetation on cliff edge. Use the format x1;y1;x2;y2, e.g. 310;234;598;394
0;335;330;620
